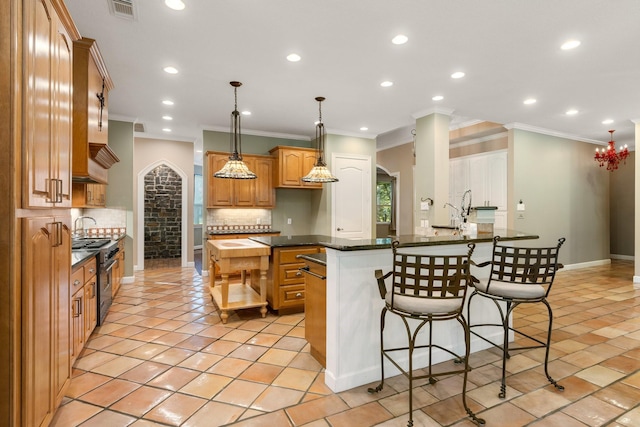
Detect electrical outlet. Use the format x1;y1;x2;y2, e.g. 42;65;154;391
256;218;261;225
287;218;292;225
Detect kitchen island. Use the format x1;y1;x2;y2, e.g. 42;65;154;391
251;229;538;392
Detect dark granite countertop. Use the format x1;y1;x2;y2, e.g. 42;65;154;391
250;229;538;251
72;250;98;269
297;253;327;266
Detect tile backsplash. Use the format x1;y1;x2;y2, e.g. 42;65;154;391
71;208;127;231
206;208;272;227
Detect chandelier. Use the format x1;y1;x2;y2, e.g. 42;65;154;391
213;81;257;179
301;97;339;183
594;130;629;172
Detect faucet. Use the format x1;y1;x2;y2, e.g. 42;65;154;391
74;216;97;237
443;203;461;228
460;189;472;223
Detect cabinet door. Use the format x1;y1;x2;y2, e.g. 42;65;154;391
281;150;304;186
87;53;108;144
70;287;85;364
301;151;322;188
84;279;97;339
486;151;507;210
22;216;54;427
468;156;487;206
254;157;275;207
449;158;469;205
53;217;71;405
24;0;54;208
234;158;255;206
207;154;233;207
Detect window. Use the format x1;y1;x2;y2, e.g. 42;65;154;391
194;173;203;225
376;181;392;223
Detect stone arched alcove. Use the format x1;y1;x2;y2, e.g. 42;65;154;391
144;164;182;260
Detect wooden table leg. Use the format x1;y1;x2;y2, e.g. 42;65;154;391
220;272;229;324
259;267;267;318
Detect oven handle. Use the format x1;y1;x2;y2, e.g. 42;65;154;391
299;266;326;280
104;258;117;273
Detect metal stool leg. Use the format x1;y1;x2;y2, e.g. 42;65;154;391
367;308;387;394
543;299;564;391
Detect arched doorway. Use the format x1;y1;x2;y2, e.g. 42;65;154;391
136;160;189;270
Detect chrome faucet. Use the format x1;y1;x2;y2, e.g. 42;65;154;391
460;189;472;223
74;216;97;237
443;203;461;228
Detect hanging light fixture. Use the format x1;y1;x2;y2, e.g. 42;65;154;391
213;81;257;179
594;130;629;171
301;97;339;183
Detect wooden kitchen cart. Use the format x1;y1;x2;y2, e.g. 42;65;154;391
207;239;271;323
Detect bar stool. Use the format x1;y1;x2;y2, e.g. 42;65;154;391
368;241;484;426
467;236;565;399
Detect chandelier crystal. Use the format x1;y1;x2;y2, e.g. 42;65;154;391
594;130;629;172
301;97;339;183
214;81;257;179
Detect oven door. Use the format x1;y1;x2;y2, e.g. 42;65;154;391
98;258;116;325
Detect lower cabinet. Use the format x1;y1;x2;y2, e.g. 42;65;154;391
267;246;321;311
302;260;326;367
113;239;125;297
70;255;98;366
22;215;71;427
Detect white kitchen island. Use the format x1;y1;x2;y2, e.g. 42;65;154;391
250;230;539;393
320;230;538;392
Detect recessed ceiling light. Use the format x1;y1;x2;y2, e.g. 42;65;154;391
241;110;251;116
432;95;444;101
196;150;203;153
163;66;178;74
162;128;172;132
380;81;393;87
602;119;614;125
162;115;173;120
360;127;369;131
162;100;174;106
165;0;185;11
523;98;537;105
566;109;579;115
451;71;465;79
286;53;301;62
391;34;408;45
561;40;581;50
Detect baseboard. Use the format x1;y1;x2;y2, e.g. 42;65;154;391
561;259;611;271
610;254;634;261
122;276;134;284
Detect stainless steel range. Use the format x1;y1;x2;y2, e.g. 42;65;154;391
72;238;120;325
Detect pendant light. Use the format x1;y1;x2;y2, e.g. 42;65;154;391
213;81;257;179
301;97;339;183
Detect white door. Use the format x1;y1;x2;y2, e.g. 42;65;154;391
332;154;372;239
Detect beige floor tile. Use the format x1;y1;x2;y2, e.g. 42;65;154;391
201;339;241;356
78;409;138;426
125;343;171;360
327;401;394;427
562;395;625;426
286;394;350;425
238;362;284;384
90;356;144;377
118;361;171;384
181;401;245;427
250;386;305;412
142;393;207;426
511;388;572;417
65;372;112;399
179;372;232;399
213;379;268;407
178;351;222;371
77;378;141;407
258;348;298;366
147;366;201;392
575;365;626;387
50;400;103;427
206;356;252;377
272;367;318;391
109;386;173;418
150;347;195;365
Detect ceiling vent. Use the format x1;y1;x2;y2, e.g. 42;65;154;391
108;0;136;20
134;122;145;132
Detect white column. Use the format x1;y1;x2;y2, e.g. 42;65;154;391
413;108;453;227
633;119;640;285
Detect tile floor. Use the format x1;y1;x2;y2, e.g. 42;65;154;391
51;260;640;426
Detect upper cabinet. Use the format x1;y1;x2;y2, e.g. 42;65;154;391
269;146;322;189
207;152;275;208
72;37;118;184
23;0;74;208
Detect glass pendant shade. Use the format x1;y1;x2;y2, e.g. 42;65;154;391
301;97;339;183
214;81;257;179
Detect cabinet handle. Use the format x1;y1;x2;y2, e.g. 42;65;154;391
90;282;96;298
87;189;92;202
337;227;343;231
88;268;95;274
56;179;63;203
295;271;302;277
295;292;302;298
74;279;81;286
73;298;82;317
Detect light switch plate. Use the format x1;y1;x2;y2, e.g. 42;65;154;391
420;201;430;211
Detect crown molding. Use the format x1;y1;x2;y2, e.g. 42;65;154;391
109;114;139;123
411;107;455;120
201;125;310;141
134;132;197;143
504;122;603;145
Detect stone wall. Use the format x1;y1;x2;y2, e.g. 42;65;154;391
144;164;182;259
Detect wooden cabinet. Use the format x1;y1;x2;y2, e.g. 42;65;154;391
70;256;97;365
207;152;275;208
22;215;71;427
301;259;327;367
267;246;322;311
72;37;115;184
72;182;106;207
23;0;73;208
269;146;323;189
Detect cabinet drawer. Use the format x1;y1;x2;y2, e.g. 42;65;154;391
71;268;84;293
279;247;318;264
84;258;97;279
279;264;305;285
280;284;305;307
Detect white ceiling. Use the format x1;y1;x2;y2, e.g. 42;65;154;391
65;0;640;164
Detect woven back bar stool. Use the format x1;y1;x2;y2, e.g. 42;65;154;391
368;241;484;426
467;236;565;399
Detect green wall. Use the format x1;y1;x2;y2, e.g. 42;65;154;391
107;120;134;276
